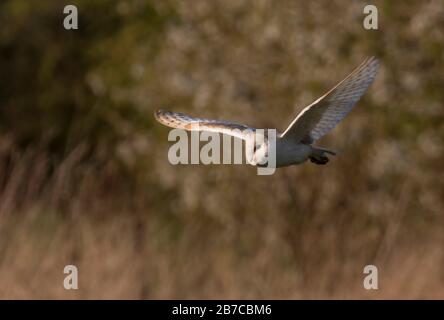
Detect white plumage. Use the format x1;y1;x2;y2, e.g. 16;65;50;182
155;57;379;167
281;57;379;143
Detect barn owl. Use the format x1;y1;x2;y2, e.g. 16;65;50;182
155;57;379;168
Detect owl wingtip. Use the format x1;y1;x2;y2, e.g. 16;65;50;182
154;109;167;119
367;56;380;66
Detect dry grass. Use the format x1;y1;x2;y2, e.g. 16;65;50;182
0;146;443;299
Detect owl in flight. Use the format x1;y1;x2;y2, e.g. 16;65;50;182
155;57;379;168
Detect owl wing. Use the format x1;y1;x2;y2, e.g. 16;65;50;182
281;56;379;143
154;109;255;141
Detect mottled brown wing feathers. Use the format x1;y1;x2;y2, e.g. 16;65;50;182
154;109;254;141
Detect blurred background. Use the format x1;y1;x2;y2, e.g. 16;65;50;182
0;0;443;299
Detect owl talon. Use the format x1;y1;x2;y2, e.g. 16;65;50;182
310;156;329;165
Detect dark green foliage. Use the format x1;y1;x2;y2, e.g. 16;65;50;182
0;1;172;162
